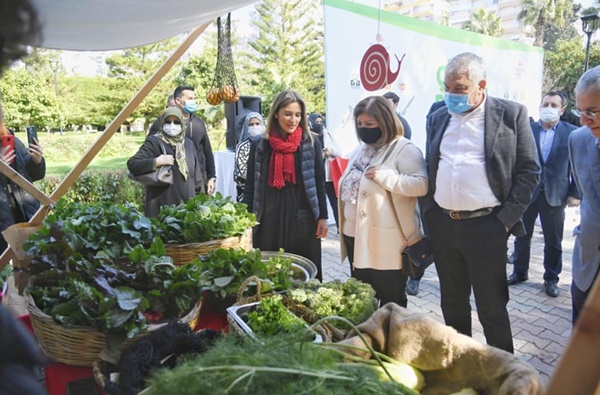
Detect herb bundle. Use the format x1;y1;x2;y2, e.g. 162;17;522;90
247;295;308;336
143;335;419;395
154;193;257;244
288;278;379;329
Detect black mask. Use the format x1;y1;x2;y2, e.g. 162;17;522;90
312;123;324;134
357;127;382;144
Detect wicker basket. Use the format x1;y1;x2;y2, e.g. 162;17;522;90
165;228;252;267
26;294;202;366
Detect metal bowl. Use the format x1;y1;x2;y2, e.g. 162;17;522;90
227;302;323;343
260;251;318;282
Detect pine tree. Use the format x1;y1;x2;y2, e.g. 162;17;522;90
241;0;325;115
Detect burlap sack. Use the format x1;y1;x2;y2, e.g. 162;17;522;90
340;303;543;395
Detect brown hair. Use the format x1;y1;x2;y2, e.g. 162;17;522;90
265;90;310;140
353;96;403;145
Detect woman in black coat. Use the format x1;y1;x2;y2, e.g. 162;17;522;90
128;107;203;218
243;90;328;280
0;104;45;253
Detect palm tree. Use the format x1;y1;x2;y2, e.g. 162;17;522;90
518;0;573;47
462;9;503;37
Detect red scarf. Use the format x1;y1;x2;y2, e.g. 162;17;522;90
268;126;303;189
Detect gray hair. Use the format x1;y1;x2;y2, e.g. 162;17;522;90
445;52;486;84
575;65;600;96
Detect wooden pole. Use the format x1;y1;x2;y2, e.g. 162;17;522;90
0;21;211;270
546;274;600;394
0;161;54;206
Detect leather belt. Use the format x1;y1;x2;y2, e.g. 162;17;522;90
442;207;495;220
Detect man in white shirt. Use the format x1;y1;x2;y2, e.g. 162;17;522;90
422;53;540;353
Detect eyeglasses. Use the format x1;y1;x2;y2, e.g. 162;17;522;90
165;121;182;125
572;108;600;120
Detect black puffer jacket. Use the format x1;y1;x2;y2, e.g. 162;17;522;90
243;132;328;222
0;136;46;234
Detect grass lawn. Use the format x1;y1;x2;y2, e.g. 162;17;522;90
13;129;227;177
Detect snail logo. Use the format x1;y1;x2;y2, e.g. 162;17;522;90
359;44;405;91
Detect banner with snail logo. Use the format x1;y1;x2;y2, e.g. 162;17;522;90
323;0;544;155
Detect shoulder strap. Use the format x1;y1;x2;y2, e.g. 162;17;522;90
152;135;167;155
381;138;421;245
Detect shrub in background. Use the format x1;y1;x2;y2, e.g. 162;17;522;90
38;169;144;209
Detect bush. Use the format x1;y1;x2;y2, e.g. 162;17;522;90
39;169;145;209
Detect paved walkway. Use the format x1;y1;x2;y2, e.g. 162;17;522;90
321;207;580;386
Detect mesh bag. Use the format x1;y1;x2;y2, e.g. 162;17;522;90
206;13;240;106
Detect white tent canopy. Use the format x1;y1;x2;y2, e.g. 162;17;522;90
31;0;257;50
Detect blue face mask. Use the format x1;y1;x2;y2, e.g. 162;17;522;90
444;88;476;114
183;100;197;114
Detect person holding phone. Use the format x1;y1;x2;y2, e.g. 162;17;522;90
0;102;45;253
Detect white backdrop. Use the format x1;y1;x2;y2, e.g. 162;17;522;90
323;0;544;155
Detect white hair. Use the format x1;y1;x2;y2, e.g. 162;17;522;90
575;65;600;96
445;52;486;84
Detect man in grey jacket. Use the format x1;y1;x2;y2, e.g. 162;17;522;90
568;65;600;324
422;53;540;353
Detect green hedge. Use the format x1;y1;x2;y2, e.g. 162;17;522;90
39;169;145;210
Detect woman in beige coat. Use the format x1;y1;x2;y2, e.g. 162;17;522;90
338;96;428;307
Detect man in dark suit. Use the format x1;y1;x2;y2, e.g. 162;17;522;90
423;53;540;353
569;66;600;324
508;92;580;297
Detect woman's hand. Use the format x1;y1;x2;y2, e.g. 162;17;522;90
28;139;43;164
364;165;378;179
0;146;14;164
156;154;174;167
315;218;328;239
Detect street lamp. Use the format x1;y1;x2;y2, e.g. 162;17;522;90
48;59;63;135
581;12;600;72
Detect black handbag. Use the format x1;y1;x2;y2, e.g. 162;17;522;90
402;236;434;280
128;137;174;187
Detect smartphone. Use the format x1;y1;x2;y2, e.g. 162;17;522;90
26;126;38;146
1;135;15;163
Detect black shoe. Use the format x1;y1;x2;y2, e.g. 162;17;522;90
406;278;419;295
544;281;559;297
507;273;528;286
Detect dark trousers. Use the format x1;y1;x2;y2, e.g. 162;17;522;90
343;235;408;307
425;204;514;353
325;181;339;229
513;191;565;283
571;281;590;325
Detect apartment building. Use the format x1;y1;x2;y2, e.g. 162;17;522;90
380;0;532;43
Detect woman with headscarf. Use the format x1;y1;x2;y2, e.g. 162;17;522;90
243;90;328;281
234;111;264;202
308;112;341;229
128;107;204;218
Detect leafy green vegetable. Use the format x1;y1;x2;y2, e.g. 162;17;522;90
247;295;308;336
144;335;419;395
153;193;257;244
24;202;203;337
193;248;294;299
288;278;379;329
